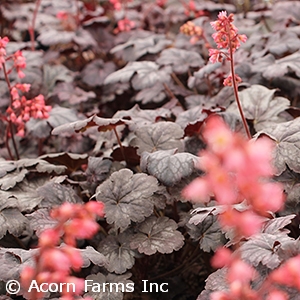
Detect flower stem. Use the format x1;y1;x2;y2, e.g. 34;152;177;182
29;0;42;51
2;62;20;159
226;25;251;139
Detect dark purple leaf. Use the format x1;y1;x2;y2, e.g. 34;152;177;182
253;51;300;79
81;59;116;87
141;149;198;186
0;248;37;281
262;215;296;235
39;152;88;172
266;31;300;57
204;268;229;292
110;33;172;61
0;159;16;178
130;122;184;155
240;233;294;269
0;178;46;212
42;64;74;95
193;63;222;79
186;215;224;252
52;114;129;135
130;216;184;255
37;182;83;208
85;157;112;185
27;106;79;138
175;106;209;135
0;169;28;191
157;48;204;73
53;82;96;104
0;208;28;239
189;204;227;226
16;158;67;174
227;85;290;131
80;246;107;268
37;29;75;46
104;61;172;90
134;82;166;104
113;104;171;130
72;28;98;49
26;208;58;237
256;118;300;175
272;1;300;23
275;169;300;213
111;146;140;166
96;169;158;231
185;95;211;109
98;233;137;274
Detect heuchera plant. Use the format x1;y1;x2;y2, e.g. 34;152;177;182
1;0;300;299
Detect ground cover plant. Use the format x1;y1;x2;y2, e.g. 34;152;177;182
1;0;300;299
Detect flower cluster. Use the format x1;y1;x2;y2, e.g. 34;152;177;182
114;18;135;33
209;11;247;61
6;84;52;137
0;36;9;66
183;116;287;299
0;36;52;138
183;0;206;18
211;248;259;299
12;50;26;78
21;201;105;300
208;11;247;87
180;21;203;44
183;115;285;237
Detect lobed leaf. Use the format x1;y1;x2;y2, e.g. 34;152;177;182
240;233;294;269
186;215;224;252
98;233;137;274
141;149;198;186
256;118;300;175
26;208;58;237
104;61;172;90
130;216;184;255
80;246;107;268
130;122;184;155
96;169;158;231
110;33;172;61
52;114;129;135
157;48;204;74
227;85;290;131
0;208;28;240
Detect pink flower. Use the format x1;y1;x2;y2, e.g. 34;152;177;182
208;11;247;88
12;50;26;79
270;254;300;289
39;228;60;247
116;18;135;33
211;247;232;268
208;49;223;63
223;74;242;87
266;290;289;300
182;116;284;236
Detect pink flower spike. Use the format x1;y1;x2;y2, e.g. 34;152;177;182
266;290;289;300
211;247;233;268
85;201;105;217
182;177;211;203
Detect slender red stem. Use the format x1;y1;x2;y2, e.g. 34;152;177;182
2;62;20;160
226;24;251;139
29;0;42;51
